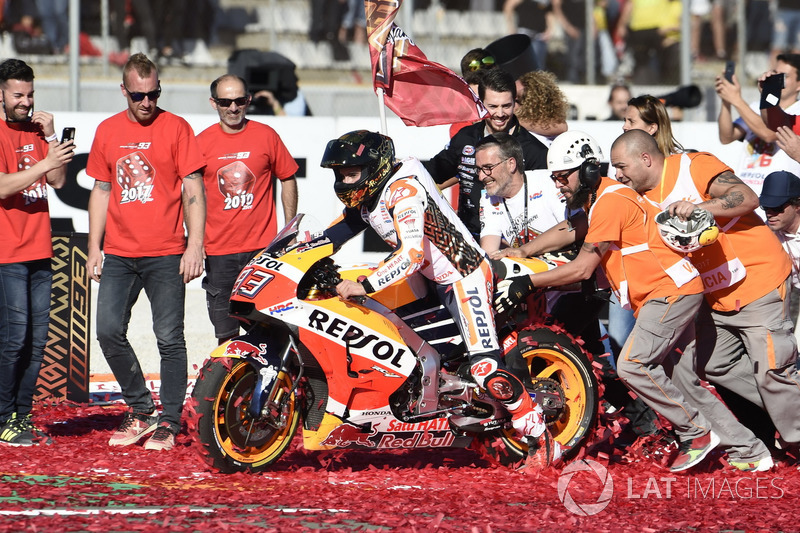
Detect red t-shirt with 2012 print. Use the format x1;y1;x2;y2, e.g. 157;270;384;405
196;119;298;256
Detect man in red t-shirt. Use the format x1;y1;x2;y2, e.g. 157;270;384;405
196;74;298;343
0;59;74;446
86;53;206;452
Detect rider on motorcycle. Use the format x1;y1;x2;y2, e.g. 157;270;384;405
320;130;561;469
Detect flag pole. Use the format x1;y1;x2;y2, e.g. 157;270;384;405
377;87;388;135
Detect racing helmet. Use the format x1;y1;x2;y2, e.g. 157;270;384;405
655;208;720;253
320;130;397;208
547;130;603;172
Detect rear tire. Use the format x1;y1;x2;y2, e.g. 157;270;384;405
479;325;598;467
190;357;300;473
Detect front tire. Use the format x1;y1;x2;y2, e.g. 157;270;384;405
480;325;598;466
190;357;300;473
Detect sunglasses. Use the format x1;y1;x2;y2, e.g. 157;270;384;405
550;169;576;185
467;56;496;71
762;201;792;214
214;96;250;108
124;82;161;102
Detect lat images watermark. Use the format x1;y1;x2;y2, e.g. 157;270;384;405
557;459;786;516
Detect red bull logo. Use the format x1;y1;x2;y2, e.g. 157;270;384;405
321;423;378;448
225;340;266;358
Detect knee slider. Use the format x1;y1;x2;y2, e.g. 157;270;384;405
484;369;525;403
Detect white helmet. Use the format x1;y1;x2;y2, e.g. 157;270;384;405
547;131;603;172
655;208;720;253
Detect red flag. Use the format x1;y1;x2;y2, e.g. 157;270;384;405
366;0;487;127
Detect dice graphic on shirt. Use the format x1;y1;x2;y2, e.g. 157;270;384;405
117;151;155;204
218;161;256;210
18;154;47;205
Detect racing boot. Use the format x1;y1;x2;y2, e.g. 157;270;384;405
522;429;562;471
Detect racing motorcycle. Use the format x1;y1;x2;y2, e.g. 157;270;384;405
190;215;598;473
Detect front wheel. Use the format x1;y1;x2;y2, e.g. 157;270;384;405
190;357;300;473
479;325;598;467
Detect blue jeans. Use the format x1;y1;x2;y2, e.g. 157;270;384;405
96;254;187;432
0;259;52;423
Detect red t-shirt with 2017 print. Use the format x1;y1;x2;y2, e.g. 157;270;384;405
86;109;205;257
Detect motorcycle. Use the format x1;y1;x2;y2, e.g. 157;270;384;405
190;214;598;473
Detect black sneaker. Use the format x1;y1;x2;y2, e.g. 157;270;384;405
0;413;52;446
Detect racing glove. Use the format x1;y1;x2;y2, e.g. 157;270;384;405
494;276;535;314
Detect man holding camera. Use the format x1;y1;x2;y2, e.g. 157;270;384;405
715;53;800;199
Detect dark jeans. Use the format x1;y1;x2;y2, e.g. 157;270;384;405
96;254;187;433
203;250;259;339
0;259;52;423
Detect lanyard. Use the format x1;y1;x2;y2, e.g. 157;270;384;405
502;178;528;248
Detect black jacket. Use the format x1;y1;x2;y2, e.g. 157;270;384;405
423;117;548;238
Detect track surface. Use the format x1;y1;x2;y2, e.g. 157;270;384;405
0;402;797;532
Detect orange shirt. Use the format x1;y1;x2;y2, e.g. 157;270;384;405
586;177;703;313
647;152;790;310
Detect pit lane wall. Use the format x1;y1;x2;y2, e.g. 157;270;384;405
50;113;745;266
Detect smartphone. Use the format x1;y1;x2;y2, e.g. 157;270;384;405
724;61;735;83
61;127;75;143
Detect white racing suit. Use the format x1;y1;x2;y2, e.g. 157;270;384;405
324;157;546;441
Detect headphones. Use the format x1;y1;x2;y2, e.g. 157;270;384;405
577;144;601;190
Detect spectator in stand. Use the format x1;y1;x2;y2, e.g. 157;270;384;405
197;74;298;343
623;95;684;156
424;68;548;240
502;0;554;70
33;0;67;54
0;59;74;446
691;0;729;61
86;53;206;452
606;82;631;121
771;0;800;68
616;0;670;85
552;0;587;84
338;0;366;44
514;70;569;146
110;0;157;66
152;1;187;64
716;53;800;198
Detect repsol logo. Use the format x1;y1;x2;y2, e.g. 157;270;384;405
465;287;493;349
308;309;408;369
251;256;284;271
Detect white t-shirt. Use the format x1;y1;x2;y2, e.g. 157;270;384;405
777;230;800;289
480;169;566;246
734;100;800;198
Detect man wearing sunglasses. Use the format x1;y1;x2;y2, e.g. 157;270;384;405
86;53;206;453
424;68;548;241
196;74;298;344
761;170;800;352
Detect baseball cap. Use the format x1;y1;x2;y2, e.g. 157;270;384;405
759;171;800;208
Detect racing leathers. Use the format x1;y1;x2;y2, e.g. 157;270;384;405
324;157;547;442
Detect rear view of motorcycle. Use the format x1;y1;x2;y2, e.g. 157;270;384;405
190;215;598;473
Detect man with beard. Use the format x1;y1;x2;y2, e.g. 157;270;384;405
196;74;298;343
424;68;548;240
87;53;206;452
0;58;74;446
494;130;768;472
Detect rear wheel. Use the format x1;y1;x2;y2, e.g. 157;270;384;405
190;357;300;473
479;325;598;466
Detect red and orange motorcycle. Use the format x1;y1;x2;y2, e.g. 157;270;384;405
190;215;598;472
